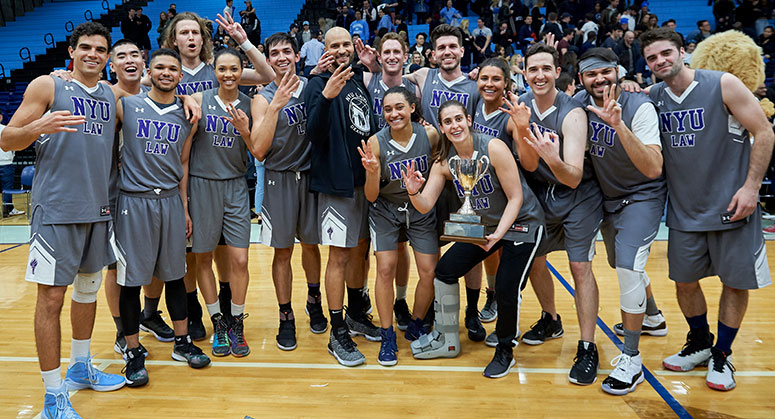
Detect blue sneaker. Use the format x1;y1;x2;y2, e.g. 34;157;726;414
378;326;398;366
41;385;82;419
65;355;125;392
404;318;429;341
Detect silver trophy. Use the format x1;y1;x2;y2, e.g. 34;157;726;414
441;155;490;244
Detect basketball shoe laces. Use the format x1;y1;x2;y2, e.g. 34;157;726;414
232;314;249;345
53;393;79;419
711;350;735;374
215;316;230;345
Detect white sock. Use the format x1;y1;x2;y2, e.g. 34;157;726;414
231;301;245;317
395;285;408;301
69;338;90;366
206;302;221;318
486;274;496;289
41;367;63;391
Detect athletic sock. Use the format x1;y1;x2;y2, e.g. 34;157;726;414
645;296;659;316
465;287;480;314
174;335;189;347
395;285;408;301
142;296;161;319
113;316;123;334
231;301;245;318
186;290;201;317
307;283;321;299
41;367;63;391
685;312;709;331
486;274;496;289
347;287;362;313
69;338;90;365
622;328;641;357
330;309;344;329
279;302;292;313
714;321;738;354
206;302;221;318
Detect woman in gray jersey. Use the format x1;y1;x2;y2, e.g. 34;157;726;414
403;100;544;379
358;86;440;366
188;49;254;358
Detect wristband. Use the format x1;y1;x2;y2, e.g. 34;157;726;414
240;40;255;53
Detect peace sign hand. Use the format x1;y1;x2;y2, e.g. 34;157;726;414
586;85;622;127
223;103;250;136
322;63;353;99
216;12;248;45
358;139;379;174
270;72;301;110
500;91;531;128
523;122;561;163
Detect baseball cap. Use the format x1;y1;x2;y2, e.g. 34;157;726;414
303;20;309;26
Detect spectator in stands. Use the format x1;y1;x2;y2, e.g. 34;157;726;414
319;17;335;35
621;5;637;31
601;0;619;28
714;0;736;32
239;1;261;45
614;30;641;79
351;11;370;41
214;25;227;46
635;55;655;87
300;30;325;76
560;50;578;75
645;13;658;30
689;20;713;45
561;0;585;23
601;27;623;49
580;30;596;54
518;15;536;51
411;32;432;64
580;12;598;43
637;0;650;25
736;0;760;37
460;19;475;68
157;12;170;48
168;3;177;18
541;12;564;39
395;15;408;35
683;40;696;65
407;51;425;73
133;7;152;55
337;4;356;29
0;110;23;218
509;53;526;94
121;7;138;44
440;0;463;26
493;21;516;56
661;18;677;31
759;25;775;59
559;12;575;31
556;71;576;96
361;0;378;32
223;0;235;21
473;17;493;65
377;7;395;32
301;21;312;44
289;23;302;51
414;0;430;25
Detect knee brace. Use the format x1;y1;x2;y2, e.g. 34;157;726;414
616;267;647;314
71;271;103;303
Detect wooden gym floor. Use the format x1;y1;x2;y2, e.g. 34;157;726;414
0;231;774;418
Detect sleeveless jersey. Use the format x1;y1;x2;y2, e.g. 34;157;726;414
376;122;432;204
420;68;479;128
33;77;116;224
190;88;252;179
472;100;513;150
574;90;666;208
650;69;752;231
367;73;414;130
258;77;311;172
176;63;218;95
518;90;593;185
109;84;152;206
119;93;193;192
448;134;544;241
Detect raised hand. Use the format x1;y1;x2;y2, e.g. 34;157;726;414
354;37;378;69
223;103;250;135
322;63;353;99
501;91;531;128
49;69;73;81
357;139;379;174
312;51;335;75
467;66;479;80
270;72;301;109
216;12;248;45
543;32;558;49
31;110;85;135
402;160;426;196
523;122;561;163
586;85;622;126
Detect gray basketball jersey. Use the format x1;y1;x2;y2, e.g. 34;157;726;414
190;88;252;179
518;90;592;185
472;100;513;150
367;73;414;130
421;68;480;128
376;122;432;204
176;63;218;95
119;93;193;192
33;77;116;223
574;90;666;206
448;134;544;242
258;77;311;172
650;69;751;231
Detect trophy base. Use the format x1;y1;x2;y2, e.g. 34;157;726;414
441;220;488;245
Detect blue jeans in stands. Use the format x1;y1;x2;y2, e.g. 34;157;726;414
0;164;13;211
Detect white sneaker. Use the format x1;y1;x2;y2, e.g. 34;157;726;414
8;208;24;216
663;330;713;372
613;311;668;336
706;348;736;391
601;352;644;395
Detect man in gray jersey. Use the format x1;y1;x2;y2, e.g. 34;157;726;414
251;32;325;351
641;28;773;391
0;22;126;419
575;48;667;395
514;42;602;386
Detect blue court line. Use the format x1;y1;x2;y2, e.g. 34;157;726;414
0;244;22;253
545;261;693;419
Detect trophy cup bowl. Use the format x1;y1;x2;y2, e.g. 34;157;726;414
440;155;490;244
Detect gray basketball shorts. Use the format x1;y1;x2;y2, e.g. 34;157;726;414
535;179;603;261
667;207;771;290
260;170;319;248
114;190;187;287
188;175;251;253
601;198;665;271
25;206;115;286
368;197;438;255
318;187;369;248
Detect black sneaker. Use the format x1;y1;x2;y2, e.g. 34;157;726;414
305;294;329;334
122;347;149;387
479;288;497;323
569;340;599;385
483;345;515;379
172;337;211;369
276;312;297;351
345;307;381;341
394;299;412;331
465;307;486;342
188;298;207;341
211;313;231;357
140;310;175;342
521;311;564;345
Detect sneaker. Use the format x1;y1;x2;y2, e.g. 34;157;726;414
345;307;381;342
8;208;24;216
139;310;175;342
65;355;125;391
188;317;207;342
277;319;297;351
479;288;498;323
121;347;149;387
404;318;429;341
229;313;251;357
663;329;714;372
613;311;668;337
41;385;82;419
521;312;564;345
361;288;373;314
211;313;231;357
706;347;736;391
486;329;521;348
114;332;127;355
569;341;599;385
305;294;329;334
328;326;366;367
378;327;398;366
465;308;486;342
119;341;148;361
601;353;644;395
394;299;412;331
172;336;211;368
763;224;775;233
483;345;515;378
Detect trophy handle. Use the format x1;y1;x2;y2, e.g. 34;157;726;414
476;155;490;184
448;155;461;183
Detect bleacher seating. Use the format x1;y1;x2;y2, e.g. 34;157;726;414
642;0;715;38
